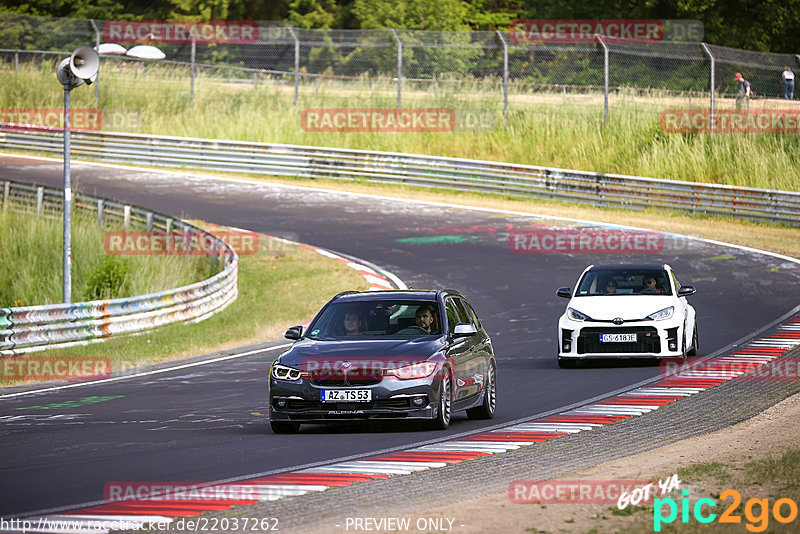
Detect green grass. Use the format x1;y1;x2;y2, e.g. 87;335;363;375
677;461;732;482
0;209;215;307
610;505;649;517
0;234;369;386
0;210;369;386
746;448;800;492
4;61;800;191
605;451;800;533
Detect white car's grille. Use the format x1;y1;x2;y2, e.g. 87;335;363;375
577;327;660;354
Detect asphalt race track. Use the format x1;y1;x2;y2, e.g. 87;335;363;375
2;155;800;517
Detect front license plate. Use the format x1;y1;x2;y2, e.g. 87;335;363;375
321;389;371;402
600;333;637;343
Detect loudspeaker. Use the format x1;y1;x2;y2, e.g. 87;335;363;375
57;46;100;88
56;58;80;87
69;46;99;84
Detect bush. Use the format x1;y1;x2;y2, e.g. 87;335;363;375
85;256;131;300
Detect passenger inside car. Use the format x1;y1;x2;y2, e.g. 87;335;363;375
343;311;365;336
603;277;617;294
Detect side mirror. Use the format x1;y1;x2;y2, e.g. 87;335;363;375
452;323;477;337
284;326;303;340
556;287;572;298
678;286;696;297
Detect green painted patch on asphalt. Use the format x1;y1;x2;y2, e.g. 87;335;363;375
701;254;735;262
396;235;482;245
16;395;124;410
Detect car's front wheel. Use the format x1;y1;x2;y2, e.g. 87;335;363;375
426;370;452;430
270;421;300;434
467;360;496;420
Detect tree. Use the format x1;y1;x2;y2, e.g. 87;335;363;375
352;0;470;31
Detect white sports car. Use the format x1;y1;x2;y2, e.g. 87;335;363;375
556;264;698;367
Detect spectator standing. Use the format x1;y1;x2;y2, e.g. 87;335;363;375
781;66;795;99
734;72;751;109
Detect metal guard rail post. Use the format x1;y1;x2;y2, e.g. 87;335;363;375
2;124;799;226
0;177;238;355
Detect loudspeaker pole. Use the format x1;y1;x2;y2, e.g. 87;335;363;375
57;46;99;303
63;80;73;303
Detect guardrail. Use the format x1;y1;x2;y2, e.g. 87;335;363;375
0;178;238;355
2;124;800;226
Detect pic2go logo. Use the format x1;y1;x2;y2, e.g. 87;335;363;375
654;489;799;532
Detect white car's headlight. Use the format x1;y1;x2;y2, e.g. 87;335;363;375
646;306;674;321
567;307;592;322
271;363;301;381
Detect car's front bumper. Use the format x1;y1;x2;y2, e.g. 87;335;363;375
269;377;440;423
558;316;685;359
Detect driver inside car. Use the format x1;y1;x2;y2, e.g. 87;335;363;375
415;305;437;333
641;275;661;294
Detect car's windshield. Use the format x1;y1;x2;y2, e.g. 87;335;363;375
575;269;672;296
306;300;441;340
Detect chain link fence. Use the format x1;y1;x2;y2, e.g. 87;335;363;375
1;12;799;129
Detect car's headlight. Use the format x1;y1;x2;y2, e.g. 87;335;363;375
385;361;438;380
271;363;301;381
646;306;674;321
567;307;592;322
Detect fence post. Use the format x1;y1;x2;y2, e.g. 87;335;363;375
190;36;196;104
391;29;402;108
123;205;131;230
90;19;100;107
701;43;715;136
596;34;609;127
288;27;299;106
496;30;509;120
146;211;153;231
14;51;19;71
2;181;9;212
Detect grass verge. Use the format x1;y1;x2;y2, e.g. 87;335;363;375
0;209;216;306
3;62;800;190
0;225;369;387
605;447;800;533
